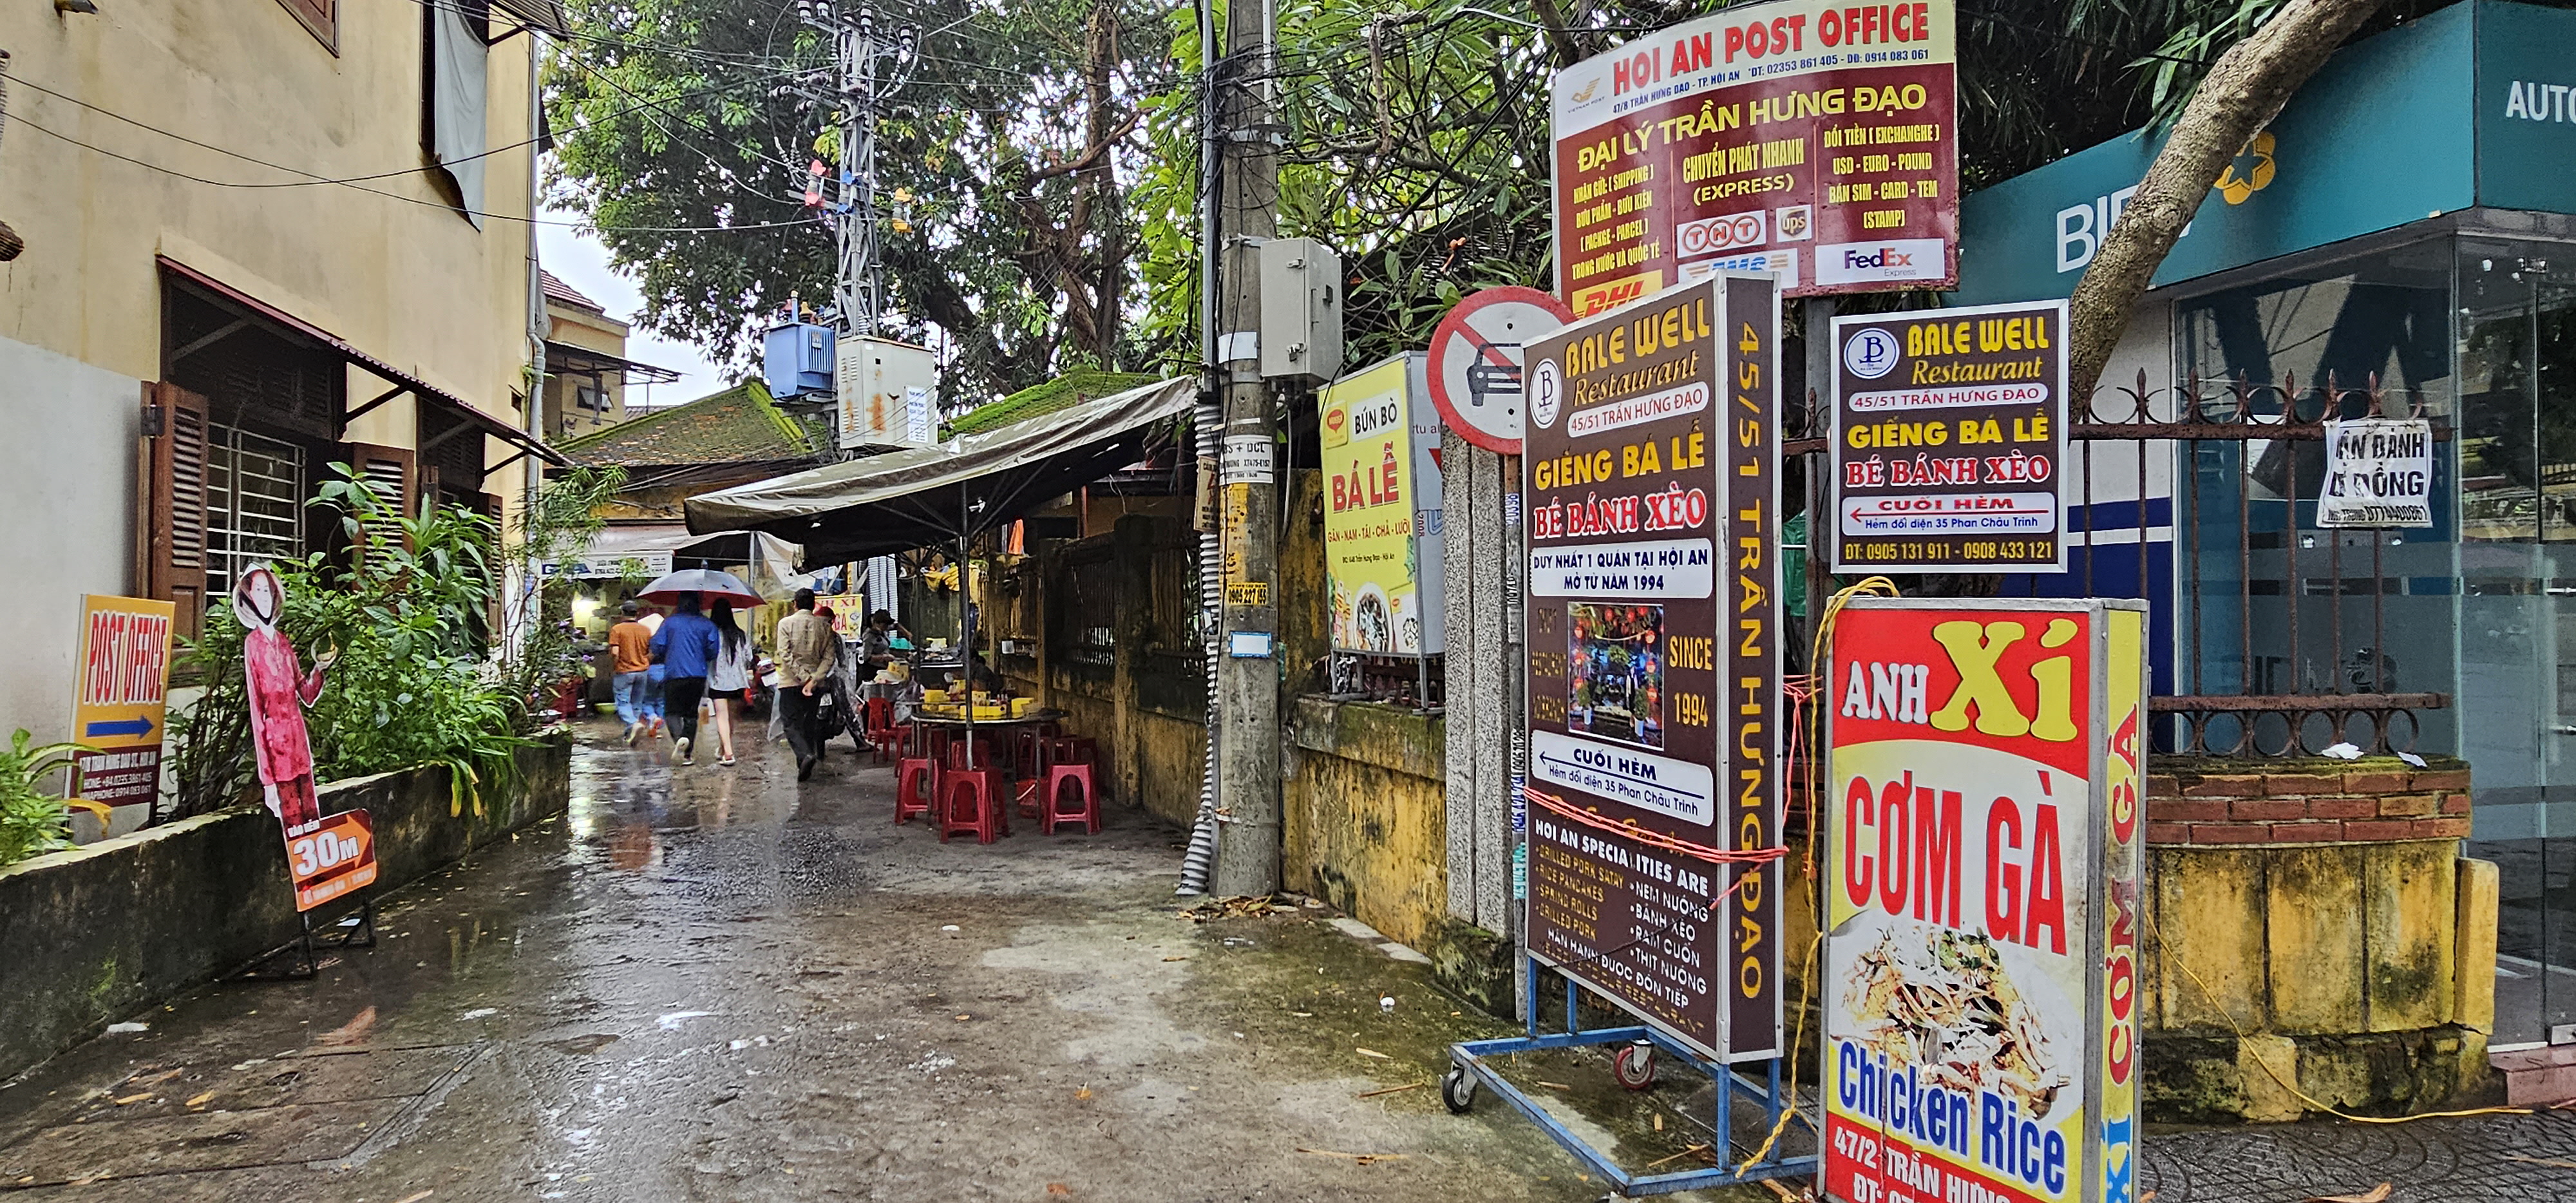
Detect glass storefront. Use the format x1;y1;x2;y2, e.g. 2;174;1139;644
2172;229;2576;1047
2454;238;2576;1046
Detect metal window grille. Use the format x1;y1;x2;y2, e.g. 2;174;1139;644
205;423;307;591
1788;373;2449;757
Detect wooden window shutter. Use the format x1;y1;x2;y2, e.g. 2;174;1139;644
274;0;337;52
348;442;417;560
137;383;212;645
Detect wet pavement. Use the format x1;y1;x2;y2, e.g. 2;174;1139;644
0;723;1775;1202
3;722;2571;1202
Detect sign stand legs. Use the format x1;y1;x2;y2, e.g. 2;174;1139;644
1439;952;1817;1197
225;893;377;983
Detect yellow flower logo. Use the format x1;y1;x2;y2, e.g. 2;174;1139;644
2214;131;2277;205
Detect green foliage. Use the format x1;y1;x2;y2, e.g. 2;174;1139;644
169;466;535;821
0;731;86;867
947;368;1160;436
496;466;629;720
546;0;1182;404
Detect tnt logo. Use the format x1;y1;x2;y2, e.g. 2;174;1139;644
1841;247;1914;270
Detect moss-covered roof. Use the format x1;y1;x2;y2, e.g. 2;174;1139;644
946;368;1160;437
556;379;817;467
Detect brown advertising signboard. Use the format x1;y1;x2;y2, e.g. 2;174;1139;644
1521;274;1782;1061
1551;0;1957;316
1830;299;2069;573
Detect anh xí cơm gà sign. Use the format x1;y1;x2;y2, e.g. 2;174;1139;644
1823;598;2146;1203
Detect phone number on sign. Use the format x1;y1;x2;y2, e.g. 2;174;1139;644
1848;540;2050;562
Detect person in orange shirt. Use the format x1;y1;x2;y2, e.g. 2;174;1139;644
607;600;656;744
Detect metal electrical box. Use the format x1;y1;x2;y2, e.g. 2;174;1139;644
762;321;835;400
835;335;940;450
1259;237;1342;384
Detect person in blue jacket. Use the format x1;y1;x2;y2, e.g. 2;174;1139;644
648;592;723;765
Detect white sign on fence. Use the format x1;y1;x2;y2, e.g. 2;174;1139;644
2318;419;2434;528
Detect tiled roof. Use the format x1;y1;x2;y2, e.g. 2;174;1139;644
540;270;607;314
555;379;818;466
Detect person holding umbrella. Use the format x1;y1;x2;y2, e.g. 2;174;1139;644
648;592;721;764
637;569;761;766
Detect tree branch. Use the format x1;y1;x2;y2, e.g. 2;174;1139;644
2065;0;2383;399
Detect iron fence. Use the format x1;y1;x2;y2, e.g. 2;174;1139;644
1790;371;2452;758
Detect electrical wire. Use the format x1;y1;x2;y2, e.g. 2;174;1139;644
5;61;809;190
3;111;817;234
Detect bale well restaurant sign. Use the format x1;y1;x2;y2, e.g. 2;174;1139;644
1521;274;1783;1061
1551;0;1959;314
1823;598;2146;1203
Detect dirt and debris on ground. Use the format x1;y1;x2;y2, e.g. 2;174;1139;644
1;723;2570;1201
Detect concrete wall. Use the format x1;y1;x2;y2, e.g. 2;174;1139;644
1283;697;1447;949
0;338;143;748
2137;757;2497;1120
0;3;540;417
0;735;571;1081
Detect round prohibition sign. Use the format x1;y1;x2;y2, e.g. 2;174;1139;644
1426;286;1575;455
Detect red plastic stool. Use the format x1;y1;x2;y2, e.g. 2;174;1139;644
937;770;1006;844
1048;736;1098;766
924;728;952;763
1041;763;1101;835
896;758;940;824
943;741;994;772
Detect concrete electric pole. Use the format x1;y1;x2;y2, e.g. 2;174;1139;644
1208;0;1282;898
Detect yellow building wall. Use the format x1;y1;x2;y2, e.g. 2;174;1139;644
0;0;542;451
544;302;634;440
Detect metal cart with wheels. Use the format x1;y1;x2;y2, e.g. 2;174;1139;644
1440;955;1817;1198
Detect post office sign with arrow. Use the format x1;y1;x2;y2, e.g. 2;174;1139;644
70;595;175;809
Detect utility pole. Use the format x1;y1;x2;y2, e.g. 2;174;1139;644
795;1;913;340
1208;0;1282;898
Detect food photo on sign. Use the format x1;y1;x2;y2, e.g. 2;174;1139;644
1821;598;2145;1203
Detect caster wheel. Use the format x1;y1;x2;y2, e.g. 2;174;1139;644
1612;1041;1658;1091
1441;1066;1478;1114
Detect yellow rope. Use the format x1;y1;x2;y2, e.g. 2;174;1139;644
1733;578;1900;1174
2145;905;2537;1124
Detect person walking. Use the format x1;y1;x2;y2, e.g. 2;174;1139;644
705;598;755;767
607;600;654;744
638;605;668;740
649;592;722;765
773;589;836;781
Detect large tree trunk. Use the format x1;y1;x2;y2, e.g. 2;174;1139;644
2065;0;2384;400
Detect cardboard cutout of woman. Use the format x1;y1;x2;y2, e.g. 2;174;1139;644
235;564;336;835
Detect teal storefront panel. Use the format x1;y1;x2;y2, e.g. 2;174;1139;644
1954;3;2485;305
2476;2;2576;213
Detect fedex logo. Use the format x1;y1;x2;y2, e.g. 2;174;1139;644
1815;238;1946;286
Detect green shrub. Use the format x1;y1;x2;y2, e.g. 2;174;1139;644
0;731;84;867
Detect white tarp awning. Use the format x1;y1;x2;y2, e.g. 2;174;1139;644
685;377;1196;562
540;525;805;598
